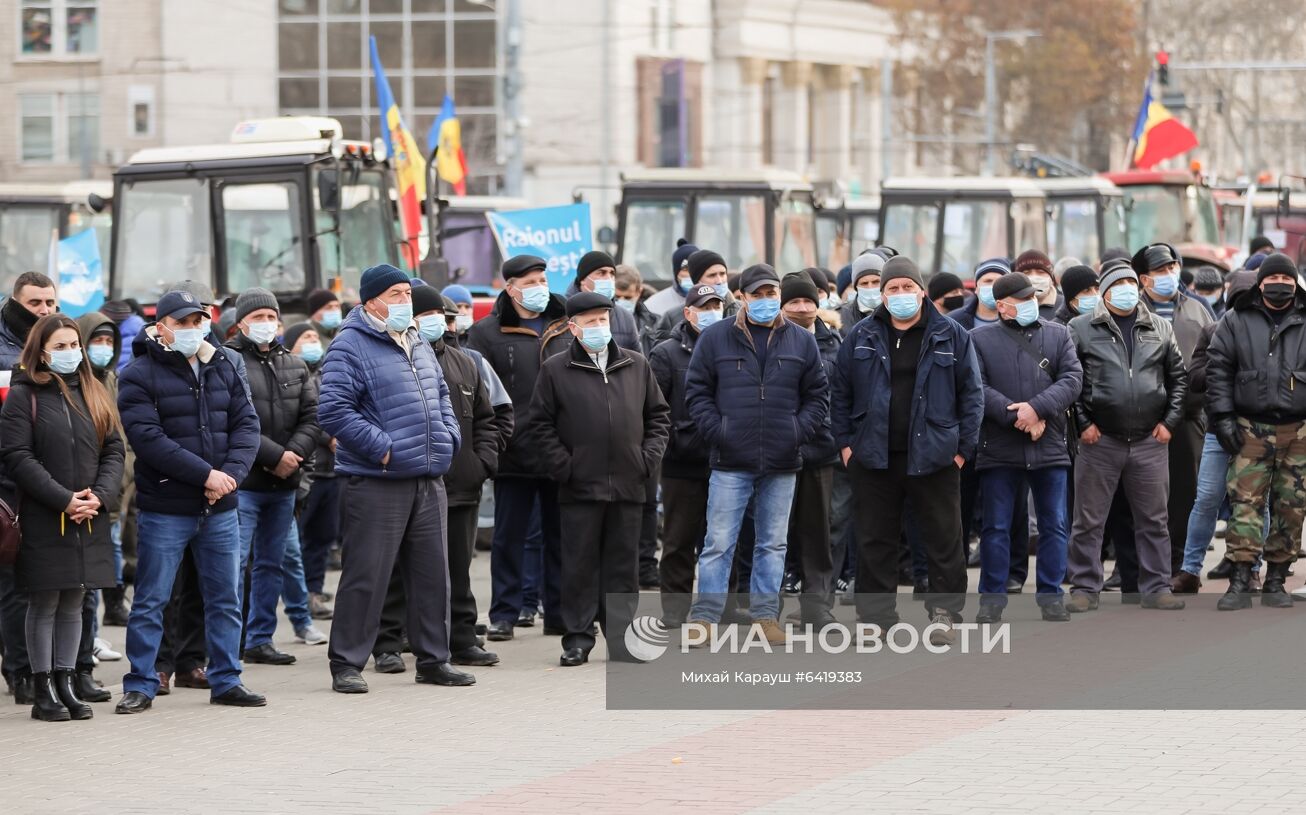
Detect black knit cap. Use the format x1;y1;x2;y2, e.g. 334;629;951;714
566;291;613;318
1256;252;1298;285
410;282;445;316
576;250;615;282
780;272;821;305
1059;265;1100;304
1250;235;1274;255
1013;249;1054;276
234;287;280;323
307;288;338;315
880;256;924;289
672;240;698;274
927;272;964;301
502;254;548;281
687;249;727;283
282;322;315;351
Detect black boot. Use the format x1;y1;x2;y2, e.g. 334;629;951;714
1261;561;1293;608
52;670;93;720
74;670;111;703
101;587;130;627
13;673;34;705
30;673;71;722
1217;562;1253;611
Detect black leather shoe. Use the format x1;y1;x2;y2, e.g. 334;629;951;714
13;674;35;705
486;620;515;641
1041;601;1071;622
332;668;369;694
414;662;476;686
1103;570;1122;591
515;608;537;627
559;647;588;667
451;646;500;666
210;685;267;707
781;571;801;595
1005;578;1024;594
1207;558;1234;580
242;643;296;665
474;622;488;636
912;578;929;600
373;652;406;674
975;604;1003;624
114;691;152;715
639;566;661;589
74;671;112;703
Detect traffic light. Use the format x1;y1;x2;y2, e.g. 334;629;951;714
1156;50;1169;86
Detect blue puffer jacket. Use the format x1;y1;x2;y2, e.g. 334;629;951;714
684;308;829;474
117;327;261;515
832;300;984;476
318;305;460;479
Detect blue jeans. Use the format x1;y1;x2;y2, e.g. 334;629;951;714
280;517;312;632
979;466;1068;607
689;470;797;623
238;490;297;649
1182;433;1266;576
124;510;243;698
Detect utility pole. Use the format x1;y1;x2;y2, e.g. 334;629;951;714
599;0;612;236
984;29;1038;176
880;59;893;182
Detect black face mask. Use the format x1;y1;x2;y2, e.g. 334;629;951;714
1263;282;1296;307
942;295;965;312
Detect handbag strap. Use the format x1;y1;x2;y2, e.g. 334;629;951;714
1003;327;1054;375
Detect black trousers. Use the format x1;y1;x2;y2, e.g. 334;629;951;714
0;564;28;682
1105;486;1139;593
659;475;707;624
77;590;96;673
788;465;835;618
157;547;207;675
300;476;342;595
850;455;967;624
639;474;659;576
1168;417;1204;573
559;500;640;657
329;476;450;674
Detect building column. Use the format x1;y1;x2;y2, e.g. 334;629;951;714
814;64;856;183
734;56;768;168
772;60;812;173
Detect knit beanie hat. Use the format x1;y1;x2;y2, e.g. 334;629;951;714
235;287;280;323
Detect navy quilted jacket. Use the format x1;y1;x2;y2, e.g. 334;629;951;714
117;327;260;515
317;306;460;479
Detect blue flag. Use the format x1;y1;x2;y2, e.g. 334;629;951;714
56;229;104;318
486;204;593;294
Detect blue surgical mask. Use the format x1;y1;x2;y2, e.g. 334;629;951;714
978;285;996;309
592;278;616;299
1075;294;1100;315
678;277;693;294
695;309;722;330
713;283;730;300
384;302;413;332
885;293;921;320
1108;284;1139;312
47;349;82;375
844;288;856;304
245;321;279;346
819;296;835;310
747;296;781;323
167;328;205;358
297;341;323;364
319;309;342;329
418;314;445;342
856;287;882;312
1150;272;1178;298
615;298;637;313
1014;299;1040;326
87;344;115;369
519;284;550;313
199;317;213;338
455;314;474;332
579;325;611;351
1202;292;1222;306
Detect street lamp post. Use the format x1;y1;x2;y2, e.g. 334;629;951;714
984;29;1039;176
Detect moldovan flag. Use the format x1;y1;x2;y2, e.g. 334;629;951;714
370;35;426;268
1131;77;1199;169
427;94;469;196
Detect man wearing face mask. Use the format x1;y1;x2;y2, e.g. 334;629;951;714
837;250;887;338
1065;259;1188;612
1053;266;1100;325
526;292;669;665
950;258;1010;331
115;290;263;713
307;289;343;346
653;249;738;343
1205;253;1306;609
467;255;569;642
928;272;968;316
615;264;660;354
1191;266;1227;317
970;273;1083;622
649;285;724;625
831;256;982;644
225;288;319;667
440;285;476;336
1013;250;1062;320
318;264;467;693
644;239;699;316
568;251;642;353
684;264;828;646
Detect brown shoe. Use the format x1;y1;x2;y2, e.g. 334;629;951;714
754;618;787;645
1141;591;1186;610
156;672;171;696
1171;571;1201;594
309;593;334;621
1066;593;1099;613
173;666;210;689
683;619;716;648
927;611;957;647
1248;569;1262;593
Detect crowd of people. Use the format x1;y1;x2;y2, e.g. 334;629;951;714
1;231;1304;721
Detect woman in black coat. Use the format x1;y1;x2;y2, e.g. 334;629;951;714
0;314;124;722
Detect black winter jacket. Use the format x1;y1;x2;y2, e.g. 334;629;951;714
466;290;570;477
1;370;124;592
649;320;709;480
802;319;841;468
226;333;319;492
1067;304;1188;442
1206;288;1306;425
434;338;505;506
525;340;670;503
685;308;829;474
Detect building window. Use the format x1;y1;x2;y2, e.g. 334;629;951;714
19;92;99;164
19;0;98;57
128;85;156;138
